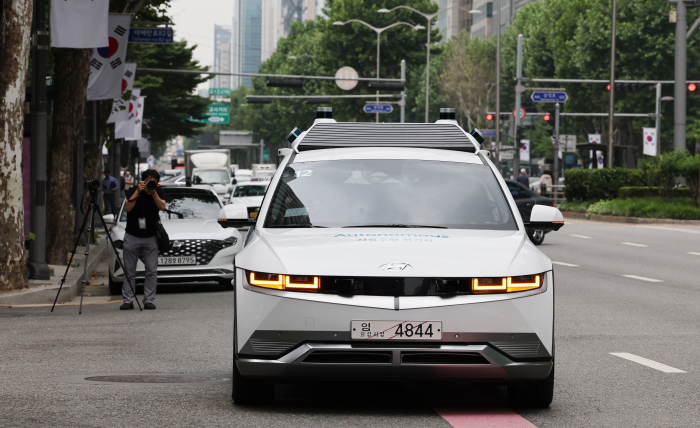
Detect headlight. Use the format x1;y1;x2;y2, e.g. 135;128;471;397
247;271;320;292
472;274;542;294
211;236;238;250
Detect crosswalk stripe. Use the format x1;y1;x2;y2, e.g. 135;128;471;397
610;353;686;373
622;275;663;283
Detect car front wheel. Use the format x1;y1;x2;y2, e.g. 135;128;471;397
231;359;274;405
507;366;554;408
527;229;546;245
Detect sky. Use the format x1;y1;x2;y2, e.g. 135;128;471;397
168;0;234;91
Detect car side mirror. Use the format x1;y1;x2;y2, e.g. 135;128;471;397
217;203;251;228
527;205;564;231
103;214;115;224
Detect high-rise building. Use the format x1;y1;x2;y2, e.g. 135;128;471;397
471;0;536;38
437;0;473;41
471;0;493;38
261;0;323;62
212;25;232;90
233;0;262;88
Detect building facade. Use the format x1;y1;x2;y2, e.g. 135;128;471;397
234;0;262;88
471;0;536;38
437;0;473;41
261;0;322;62
212;25;232;90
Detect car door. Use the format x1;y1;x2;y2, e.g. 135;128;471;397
506;180;536;222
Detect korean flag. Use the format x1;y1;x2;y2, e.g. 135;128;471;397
106;63;137;123
87;14;132;101
115;89;141;140
643;128;657;157
50;0;109;48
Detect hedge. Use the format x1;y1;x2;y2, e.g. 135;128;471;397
563;169;644;202
618;187;695;199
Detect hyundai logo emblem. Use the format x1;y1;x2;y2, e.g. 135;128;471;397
172;241;184;249
380;263;412;271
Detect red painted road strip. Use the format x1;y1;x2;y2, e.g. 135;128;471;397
435;407;537;428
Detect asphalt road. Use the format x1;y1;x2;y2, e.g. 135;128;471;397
1;219;699;427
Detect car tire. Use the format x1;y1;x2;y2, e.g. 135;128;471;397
527;229;546;245
231;359;274;405
108;273;122;296
507;366;554;408
219;279;234;291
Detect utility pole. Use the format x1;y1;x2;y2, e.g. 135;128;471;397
607;0;617;168
513;34;524;179
495;0;502;173
28;0;51;279
554;103;560;184
674;0;687;151
260;139;265;163
655;83;662;156
400;59;406;123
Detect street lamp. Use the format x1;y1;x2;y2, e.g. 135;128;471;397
333;19;423;123
379;5;480;123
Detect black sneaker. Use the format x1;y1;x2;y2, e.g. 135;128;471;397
120;302;134;310
144;302;156;310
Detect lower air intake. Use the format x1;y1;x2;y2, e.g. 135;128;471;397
303;351;392;364
401;352;489;365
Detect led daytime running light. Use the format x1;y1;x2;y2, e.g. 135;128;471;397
248;271;320;292
249;272;284;289
472;274;542;294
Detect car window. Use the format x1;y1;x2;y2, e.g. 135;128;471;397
516;182;536;198
118;191;221;221
233;185;268;197
192;169;229;185
264;159;516;230
507;183;529;199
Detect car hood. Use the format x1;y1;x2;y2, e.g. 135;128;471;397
231;196;264;207
111;219;233;240
236;228;552;277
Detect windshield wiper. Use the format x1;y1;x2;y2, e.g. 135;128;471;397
266;224;327;228
342;224;447;229
165;209;184;219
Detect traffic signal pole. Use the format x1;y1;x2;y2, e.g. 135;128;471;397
674;0;687;151
513;34;524;179
554;103;560;184
607;0;617;168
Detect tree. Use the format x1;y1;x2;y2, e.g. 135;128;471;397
126;41;210;155
0;0;33;290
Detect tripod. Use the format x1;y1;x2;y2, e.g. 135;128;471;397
51;188;142;313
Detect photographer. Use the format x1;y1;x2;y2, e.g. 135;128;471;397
121;170;166;310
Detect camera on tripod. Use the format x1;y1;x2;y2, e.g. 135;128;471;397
85;179;100;195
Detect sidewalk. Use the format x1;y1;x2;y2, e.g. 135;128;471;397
0;237;111;307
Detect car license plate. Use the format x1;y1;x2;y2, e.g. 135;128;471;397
158;256;196;265
351;321;442;340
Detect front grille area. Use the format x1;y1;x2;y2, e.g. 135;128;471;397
159;239;228;265
320;277;473;296
303;351;392;364
250;339;297;354
491;342;541;359
401;352;489;365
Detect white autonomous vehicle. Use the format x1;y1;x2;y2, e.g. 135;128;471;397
218;108;564;407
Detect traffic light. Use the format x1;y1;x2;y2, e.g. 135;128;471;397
689;83;697;92
486;113;494;121
543;113;552;122
607;84;611;91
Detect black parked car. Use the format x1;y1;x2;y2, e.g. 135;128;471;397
504;179;553;245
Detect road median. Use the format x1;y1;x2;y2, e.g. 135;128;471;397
562;211;700;226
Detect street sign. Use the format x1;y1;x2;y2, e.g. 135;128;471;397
335;66;359;90
364;104;393;114
512;106;526;120
209;88;231;97
481;129;496;138
531;92;568;103
188;104;230;124
128;28;174;44
558;134;577;152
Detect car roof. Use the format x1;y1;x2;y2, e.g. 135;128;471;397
161;187;213;195
234;181;268;186
293;147;483;164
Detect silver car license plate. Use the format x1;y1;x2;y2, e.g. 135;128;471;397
158;256;196;265
351;321;442;340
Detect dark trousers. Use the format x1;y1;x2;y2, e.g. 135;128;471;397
104;193;116;214
122;233;159;304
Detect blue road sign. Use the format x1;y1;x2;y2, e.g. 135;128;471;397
364;104;393;114
531;92;568;103
128;28;174;44
481;129;496;138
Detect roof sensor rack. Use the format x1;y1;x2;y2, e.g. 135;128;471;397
440;108;456;120
286;127;302;144
317;107;332;118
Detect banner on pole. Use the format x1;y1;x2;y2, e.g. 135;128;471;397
106;63;137;124
643;127;657;156
588;134;602;169
87;15;132;100
50;0;109;48
115;89;141;140
133;97;146;141
520;139;530;162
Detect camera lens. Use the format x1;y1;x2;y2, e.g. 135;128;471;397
146;181;157;191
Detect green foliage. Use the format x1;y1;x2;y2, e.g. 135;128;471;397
563;168;643;201
585;197;700;220
557;200;592;213
618;187;695;199
126;41;210;154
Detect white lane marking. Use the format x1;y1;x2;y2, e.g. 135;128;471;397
610;353;686;373
623;275;663;283
570;234;591;239
689;252;700;256
638;225;700;235
552;261;579;267
621;242;649;247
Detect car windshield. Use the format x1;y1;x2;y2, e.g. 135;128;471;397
119;191;221;221
193;169;229;184
233;185;268;197
263;159;516;230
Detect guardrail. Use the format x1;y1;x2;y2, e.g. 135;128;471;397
532;184;566;206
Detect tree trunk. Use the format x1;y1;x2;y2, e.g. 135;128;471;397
0;0;33;291
45;48;91;265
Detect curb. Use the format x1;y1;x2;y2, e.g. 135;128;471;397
0;238;109;306
562;211;700;226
